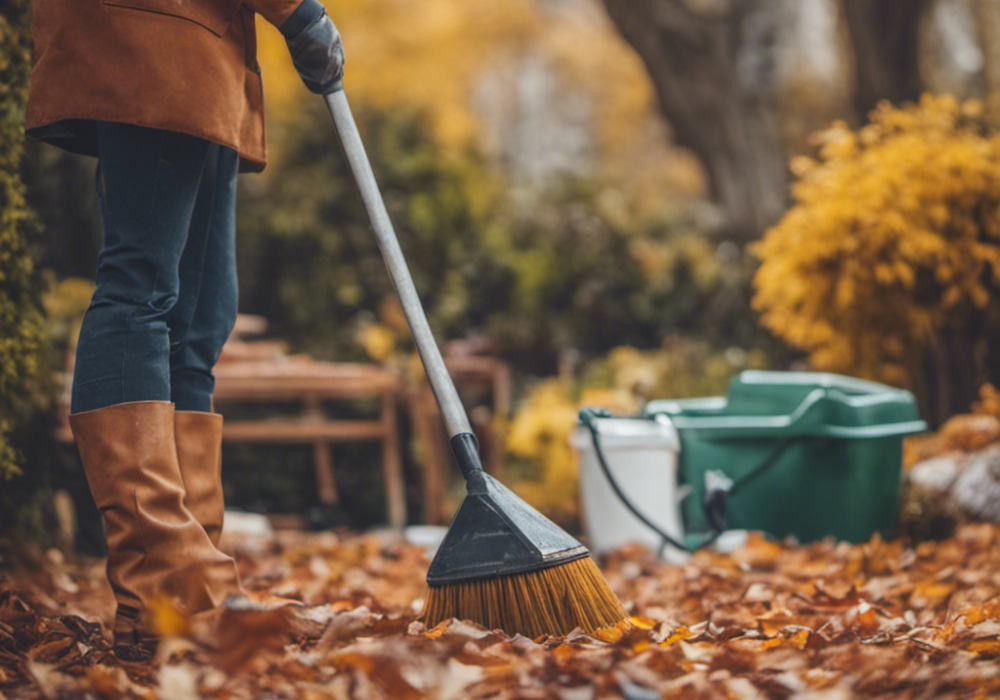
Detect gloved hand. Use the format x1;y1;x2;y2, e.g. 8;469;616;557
280;0;345;95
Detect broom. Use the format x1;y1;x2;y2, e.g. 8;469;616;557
324;89;629;639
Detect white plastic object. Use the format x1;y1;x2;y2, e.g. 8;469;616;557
220;509;274;536
571;415;689;563
405;525;449;555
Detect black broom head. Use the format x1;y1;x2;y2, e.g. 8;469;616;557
425;468;589;586
422;434;629;637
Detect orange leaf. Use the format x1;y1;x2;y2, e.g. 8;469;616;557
913;580;956;600
214;604;294;674
852;606;881;636
592;624;627;643
628;616;657;631
552;643;577;661
967;640;1000;657
660;625;693;647
758;612;795;637
962;597;1000;625
333;652;424;700
149;595;191;638
756;638;785;650
632;640;652;653
424;621;450;639
786;628;812;649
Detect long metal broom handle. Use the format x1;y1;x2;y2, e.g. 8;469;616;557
325;90;473;439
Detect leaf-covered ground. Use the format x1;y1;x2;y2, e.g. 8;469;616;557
2;523;999;700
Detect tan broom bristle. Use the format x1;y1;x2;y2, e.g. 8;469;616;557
422;556;630;639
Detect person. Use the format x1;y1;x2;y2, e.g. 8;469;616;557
24;0;344;660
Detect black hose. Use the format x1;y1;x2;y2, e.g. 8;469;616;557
579;409;799;559
578;408;706;556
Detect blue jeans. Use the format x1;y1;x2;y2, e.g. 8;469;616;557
71;122;239;414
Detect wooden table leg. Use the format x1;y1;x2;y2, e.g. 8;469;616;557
412;386;445;525
381;390;407;530
305;394;338;505
314;441;339;505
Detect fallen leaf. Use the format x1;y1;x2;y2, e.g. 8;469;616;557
150;596;191;639
661;626;693;647
214;602;295;674
962;597;1000;625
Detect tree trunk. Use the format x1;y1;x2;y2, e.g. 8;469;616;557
975;0;1000;117
840;0;929;120
600;0;790;240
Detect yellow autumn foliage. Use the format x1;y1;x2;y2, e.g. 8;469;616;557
753;94;1000;387
355;321;397;363
255;0;701;205
258;0;538;146
972;383;1000;418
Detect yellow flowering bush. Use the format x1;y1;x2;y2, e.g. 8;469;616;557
754;95;1000;406
506;379;636;529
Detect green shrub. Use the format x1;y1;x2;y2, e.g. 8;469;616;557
0;0;46;482
237;100;508;362
484;181;762;374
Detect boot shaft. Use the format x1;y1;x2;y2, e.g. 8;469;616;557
174;410;226;546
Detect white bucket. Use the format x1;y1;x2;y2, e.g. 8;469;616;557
571;415;689;563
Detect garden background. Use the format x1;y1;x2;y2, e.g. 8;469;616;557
5;0;1000;542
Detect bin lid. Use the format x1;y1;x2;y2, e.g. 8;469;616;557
645;371;927;439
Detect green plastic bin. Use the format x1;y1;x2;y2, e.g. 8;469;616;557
645;371;927;544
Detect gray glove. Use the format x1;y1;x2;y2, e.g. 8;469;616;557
280;0;345;95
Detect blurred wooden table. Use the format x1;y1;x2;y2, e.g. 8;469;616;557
213;357;406;530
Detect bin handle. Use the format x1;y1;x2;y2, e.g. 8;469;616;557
579;409;706;556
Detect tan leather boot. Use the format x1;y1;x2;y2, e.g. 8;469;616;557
174;410;225;547
173;412;309;625
69;401;243;660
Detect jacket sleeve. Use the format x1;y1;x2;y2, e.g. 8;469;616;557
243;0;321;32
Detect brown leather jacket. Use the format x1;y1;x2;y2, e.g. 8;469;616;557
25;0;305;172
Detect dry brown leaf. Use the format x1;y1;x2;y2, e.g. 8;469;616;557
333;650;424;700
213;602;295;674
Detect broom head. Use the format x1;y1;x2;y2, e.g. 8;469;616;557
423;468;628;637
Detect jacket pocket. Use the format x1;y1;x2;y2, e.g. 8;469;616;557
102;0;242;37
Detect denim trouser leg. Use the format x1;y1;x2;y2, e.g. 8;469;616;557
71;122;239;414
167;146;240;412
